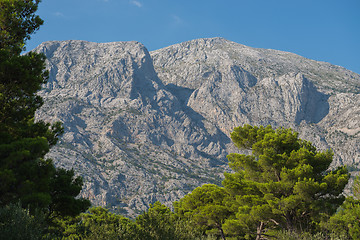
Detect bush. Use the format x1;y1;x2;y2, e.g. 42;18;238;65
0;203;45;240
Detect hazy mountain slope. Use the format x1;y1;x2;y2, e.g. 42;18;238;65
35;38;360;216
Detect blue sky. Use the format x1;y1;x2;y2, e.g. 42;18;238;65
26;0;360;74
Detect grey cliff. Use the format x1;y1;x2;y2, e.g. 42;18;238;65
34;38;360;216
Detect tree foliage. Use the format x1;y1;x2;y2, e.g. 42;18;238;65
324;197;360;239
61;207;141;240
0;203;45;240
175;125;349;239
175;184;231;239
137;201;178;239
224;125;349;238
136;201;206;240
49;168;91;218
0;0;43;51
0;0;90;217
50;204;204;240
322;176;360;239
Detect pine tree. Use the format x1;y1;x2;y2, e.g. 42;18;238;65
223;125;349;238
175;184;231;240
0;0;90;216
174;125;350;239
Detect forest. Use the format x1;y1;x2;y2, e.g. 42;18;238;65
1;1;360;239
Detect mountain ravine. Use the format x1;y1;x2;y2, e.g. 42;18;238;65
34;37;360;217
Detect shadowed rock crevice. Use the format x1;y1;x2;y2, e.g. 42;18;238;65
293;75;330;124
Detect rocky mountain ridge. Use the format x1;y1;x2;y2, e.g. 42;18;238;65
34;38;360;216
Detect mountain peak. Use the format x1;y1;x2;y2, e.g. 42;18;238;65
151;38;360;94
35;38;360;216
35;39;158;106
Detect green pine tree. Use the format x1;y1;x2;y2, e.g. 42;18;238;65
174;184;231;240
222;125;349;239
0;0;90;217
174;125;350;240
323;176;360;239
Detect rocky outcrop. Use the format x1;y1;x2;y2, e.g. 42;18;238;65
151;37;360;167
34;38;360;216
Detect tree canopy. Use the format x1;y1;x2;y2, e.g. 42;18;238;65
175;184;231;239
0;0;90;217
0;0;43;52
323;176;360;239
175;125;350;239
224;125;349;236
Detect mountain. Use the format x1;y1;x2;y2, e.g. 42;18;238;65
34;38;360;216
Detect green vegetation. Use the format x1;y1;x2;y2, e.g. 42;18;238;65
0;0;90;237
0;203;45;240
225;125;348;237
175;125;350;239
175;184;231;239
321;176;360;239
47;203;204;240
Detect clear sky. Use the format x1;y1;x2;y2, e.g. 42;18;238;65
26;0;360;74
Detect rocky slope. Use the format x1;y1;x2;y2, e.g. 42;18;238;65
34;38;360;216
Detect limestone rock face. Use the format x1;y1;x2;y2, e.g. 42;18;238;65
151;38;360;168
34;38;360;216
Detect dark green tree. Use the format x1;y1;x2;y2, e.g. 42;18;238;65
136;202;176;240
136;201;203;240
78;207;141;240
0;0;90;217
322;176;360;239
52;203;203;240
222;125;349;239
0;203;45;240
49;168;91;218
174;184;232;240
323;197;360;239
0;0;43;51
